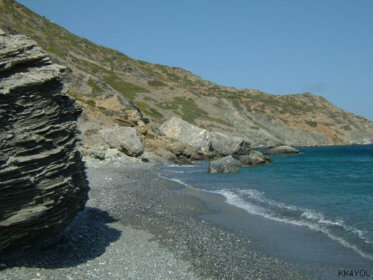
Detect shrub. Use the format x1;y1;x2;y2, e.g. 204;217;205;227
147;80;166;87
134;101;163;120
47;45;66;57
88;78;103;94
166;72;180;81
172;96;207;123
143;96;157;102
104;73;149;100
306;120;318;127
85;99;96;107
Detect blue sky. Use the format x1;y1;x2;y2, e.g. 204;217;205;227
18;0;373;120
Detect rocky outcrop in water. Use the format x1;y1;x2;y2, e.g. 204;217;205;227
266;145;300;154
0;29;89;251
234;150;272;167
208;155;241;174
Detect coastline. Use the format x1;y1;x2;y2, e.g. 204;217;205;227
1;159;306;280
161;170;373;280
2;158;371;279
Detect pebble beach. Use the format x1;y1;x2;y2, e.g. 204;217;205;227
0;159;308;280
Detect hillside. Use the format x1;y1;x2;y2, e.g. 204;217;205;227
1;0;373;147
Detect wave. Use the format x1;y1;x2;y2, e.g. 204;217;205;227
157;167;373;261
161;169;186;174
167;164;195;168
158;174;192;188
214;189;373;261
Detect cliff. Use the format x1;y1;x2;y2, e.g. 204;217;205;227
0;0;372;150
0;28;89;250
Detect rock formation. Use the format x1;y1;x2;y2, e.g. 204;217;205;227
266;145;300;154
160;117;250;156
208;156;241;174
99;126;144;157
160;117;211;153
234;151;272;167
0;29;89;251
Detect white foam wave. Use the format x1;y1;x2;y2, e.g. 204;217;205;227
162;169;185;174
214;189;373;261
237;189;298;211
234;189;371;245
167;164;195;168
156;170;373;260
158;174;192;188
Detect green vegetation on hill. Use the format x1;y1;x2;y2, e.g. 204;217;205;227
1;0;372;145
171;97;208;123
88;78;103;94
147;80;166;87
103;73;149;100
134;101;163;120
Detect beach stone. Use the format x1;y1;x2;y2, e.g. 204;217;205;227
99;126;144;157
208;155;241;174
0;29;89;251
234;150;272;166
266;145;300;154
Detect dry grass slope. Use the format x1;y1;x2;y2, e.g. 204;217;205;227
1;0;372;145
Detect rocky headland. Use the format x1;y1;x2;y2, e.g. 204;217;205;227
1;0;373;153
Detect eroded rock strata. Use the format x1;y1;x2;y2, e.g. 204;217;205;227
0;29;89;251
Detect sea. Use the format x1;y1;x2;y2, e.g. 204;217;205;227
159;145;373;264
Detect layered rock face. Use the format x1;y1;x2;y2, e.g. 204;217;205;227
0;29;89;250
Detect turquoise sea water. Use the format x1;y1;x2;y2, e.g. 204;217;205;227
159;145;373;260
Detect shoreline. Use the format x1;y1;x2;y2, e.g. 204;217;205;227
2;158;371;279
1;159;306;280
159;161;373;279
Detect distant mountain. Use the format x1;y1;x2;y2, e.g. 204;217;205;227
1;0;372;147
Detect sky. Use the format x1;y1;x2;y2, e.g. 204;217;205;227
18;0;373;121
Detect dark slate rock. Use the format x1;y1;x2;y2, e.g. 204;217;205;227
0;29;89;251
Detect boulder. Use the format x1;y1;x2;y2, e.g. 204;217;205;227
232;138;251;155
0;29;89;251
265;145;300;154
99;126;144;157
160;117;250;156
208;156;241;174
143;136;198;164
234;150;272;166
80;145;106;160
209;132;248;156
160;117;211;153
